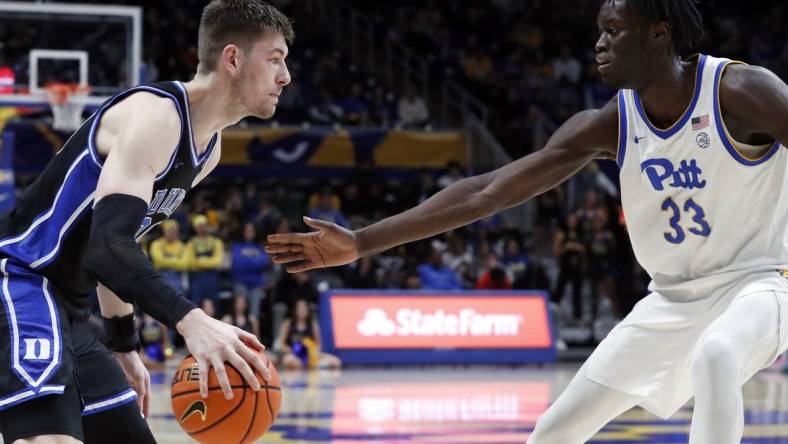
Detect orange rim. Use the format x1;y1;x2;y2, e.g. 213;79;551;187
44;82;91;106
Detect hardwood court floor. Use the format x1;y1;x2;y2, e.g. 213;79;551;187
147;362;788;443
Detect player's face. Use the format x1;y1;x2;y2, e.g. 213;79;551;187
237;33;291;119
594;0;649;89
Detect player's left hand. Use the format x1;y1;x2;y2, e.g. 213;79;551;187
114;351;151;419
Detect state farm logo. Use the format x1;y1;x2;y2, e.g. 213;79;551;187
357;308;523;337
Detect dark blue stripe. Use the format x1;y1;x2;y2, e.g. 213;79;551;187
633;54;707;139
616;90;628;169
0;153;98;266
712;61;782;166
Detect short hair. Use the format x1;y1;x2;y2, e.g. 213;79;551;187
197;0;294;73
611;0;704;56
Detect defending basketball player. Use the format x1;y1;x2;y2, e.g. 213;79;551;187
0;1;291;443
266;0;788;442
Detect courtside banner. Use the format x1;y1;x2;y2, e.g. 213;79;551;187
320;290;556;364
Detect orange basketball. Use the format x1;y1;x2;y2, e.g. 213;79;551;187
171;352;282;444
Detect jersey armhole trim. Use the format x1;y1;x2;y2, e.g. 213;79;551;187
616;90;627;169
713;61;781;166
86;86;185;178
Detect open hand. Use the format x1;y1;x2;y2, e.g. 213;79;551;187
266;216;360;272
114;351;151;418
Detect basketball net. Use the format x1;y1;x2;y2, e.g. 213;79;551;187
45;82;90;132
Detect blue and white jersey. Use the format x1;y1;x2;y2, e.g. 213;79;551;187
0;81;217;315
616;54;788;299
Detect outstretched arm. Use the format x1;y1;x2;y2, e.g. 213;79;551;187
267;99;619;271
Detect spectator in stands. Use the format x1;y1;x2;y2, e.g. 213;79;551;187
340;183;370;227
587;215;619;320
309;189;348;228
577;189;606;236
200;298;217;319
137;313;170;370
271;182;305;223
437;160;466;188
149;220;187;294
252;197;282;238
272;271;320;335
501;238;530;280
231;222;270;319
397;85;429;128
186;214;224;305
404;269;422;290
339;83;369;126
462;46;494;83
552;45;582;84
553;213;586;322
475;264;512;290
275;299;341;371
442;235;473;282
369;84;398;126
222;294;261;339
343;255;382;289
418;247;462;290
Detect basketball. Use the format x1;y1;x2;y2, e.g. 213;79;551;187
171;353;281;444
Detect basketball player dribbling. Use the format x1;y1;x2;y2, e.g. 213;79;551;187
266;1;788;442
0;1;292;443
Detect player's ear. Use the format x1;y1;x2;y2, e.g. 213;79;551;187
650;21;670;50
221;44;241;75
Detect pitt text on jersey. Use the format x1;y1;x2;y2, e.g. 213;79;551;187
640;158;707;191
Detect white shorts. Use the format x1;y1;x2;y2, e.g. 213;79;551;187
586;270;788;419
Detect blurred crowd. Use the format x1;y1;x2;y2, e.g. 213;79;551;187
349;0;788;156
0;0;431;129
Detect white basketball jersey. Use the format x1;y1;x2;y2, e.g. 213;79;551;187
617;54;788;299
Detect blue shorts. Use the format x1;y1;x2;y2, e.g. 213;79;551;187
0;258;139;440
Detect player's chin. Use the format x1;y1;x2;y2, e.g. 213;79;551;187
258;105;276;119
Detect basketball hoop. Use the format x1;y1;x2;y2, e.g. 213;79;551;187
45;82;90;132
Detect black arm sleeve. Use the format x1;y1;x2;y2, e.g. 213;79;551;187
84;194;196;329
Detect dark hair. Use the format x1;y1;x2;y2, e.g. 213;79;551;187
613;0;704;56
198;0;295;73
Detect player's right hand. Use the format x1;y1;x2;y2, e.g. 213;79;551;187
265;216;360;272
177;308;271;400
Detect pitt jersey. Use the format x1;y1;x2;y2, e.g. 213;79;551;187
616;54;788;298
0;81;217;314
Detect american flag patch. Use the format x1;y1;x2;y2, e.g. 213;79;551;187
691;114;710;130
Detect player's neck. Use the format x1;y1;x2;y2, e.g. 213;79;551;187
181;75;239;151
635;56;695;129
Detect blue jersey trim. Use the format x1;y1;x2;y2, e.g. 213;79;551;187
633;54;707;140
174;81;218;168
87;85;184;180
616;90;628;169
81;388;138;416
712;61;781;166
0;151;98;267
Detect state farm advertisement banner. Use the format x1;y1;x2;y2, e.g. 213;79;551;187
328;293;552;349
